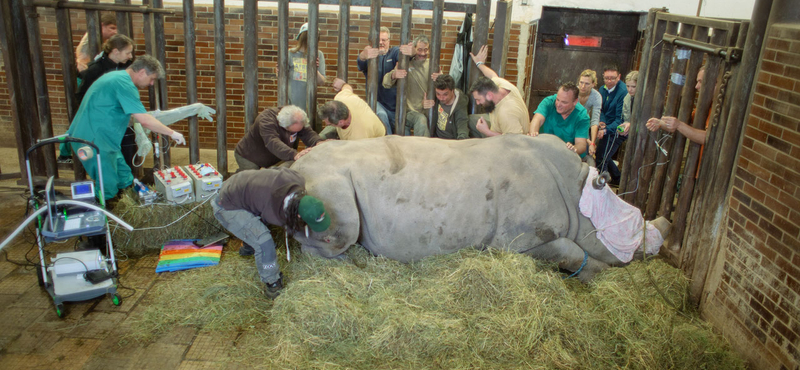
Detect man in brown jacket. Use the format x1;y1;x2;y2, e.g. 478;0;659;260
234;105;321;171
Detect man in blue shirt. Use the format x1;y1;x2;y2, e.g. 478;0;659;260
356;26;412;135
528;82;590;156
68;55;186;201
595;65;628;185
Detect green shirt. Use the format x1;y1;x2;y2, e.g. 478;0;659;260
68;70;146;152
534;94;590;156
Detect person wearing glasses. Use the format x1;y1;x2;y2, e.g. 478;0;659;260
595;65;628;186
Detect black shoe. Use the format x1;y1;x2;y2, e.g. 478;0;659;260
57;155;73;164
239;243;255;256
265;273;284;299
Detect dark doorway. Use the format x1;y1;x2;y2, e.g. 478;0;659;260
526;7;646;112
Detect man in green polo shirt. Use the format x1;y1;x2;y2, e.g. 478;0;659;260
528;81;590;157
68;55;186;201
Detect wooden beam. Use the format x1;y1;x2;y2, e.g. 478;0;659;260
243;0;258;132
426;0;444;134
277;0;289;106
336;0;350;81
214;0;228;177
393;0;412;136
184;0;200;164
490;0;512;77
306;0;320;130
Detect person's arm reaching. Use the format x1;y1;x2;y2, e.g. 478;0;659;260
131;113;185;145
646;116;707;145
469;45;499;80
528;113;545;137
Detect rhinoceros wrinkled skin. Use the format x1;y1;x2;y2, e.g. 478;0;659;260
291;134;628;281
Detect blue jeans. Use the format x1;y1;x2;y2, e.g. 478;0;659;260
211;195;281;284
376;102;395;135
596;133;625;183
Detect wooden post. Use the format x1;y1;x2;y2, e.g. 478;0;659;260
337;0;350;81
153;0;170;166
142;0;160;168
468;0;490;113
366;0;382;111
394;0;412;136
243;0;258;133
23;0;56;178
1;0;44;181
674;35;727;264
633;21;678;210
306;0;320;130
54;2;86;180
621;14;668;203
644;23;696;219
184;0;200;164
115;0;133;37
214;0;228;177
658;26;709;219
277;0;289;106
426;0;444;135
620;8;660;194
490;0;512;77
84;0;101;62
687;0;769;305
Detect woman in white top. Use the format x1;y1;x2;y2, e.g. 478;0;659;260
578;69;602;157
287;23;326;114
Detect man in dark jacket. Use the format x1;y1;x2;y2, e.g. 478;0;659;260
356;26;413;135
234;105;322;171
59;34;136;165
424;75;469;139
595;65;629;185
211;167;330;298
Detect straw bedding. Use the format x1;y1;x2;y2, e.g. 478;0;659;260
126;234;744;370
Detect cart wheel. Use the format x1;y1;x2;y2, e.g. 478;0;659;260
55;304;66;318
36;264;44;287
112;294;122;306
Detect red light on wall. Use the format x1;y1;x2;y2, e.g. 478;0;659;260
564;35;602;48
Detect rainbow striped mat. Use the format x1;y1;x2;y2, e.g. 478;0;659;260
155;240;223;273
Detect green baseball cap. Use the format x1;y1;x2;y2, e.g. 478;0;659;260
298;195;331;232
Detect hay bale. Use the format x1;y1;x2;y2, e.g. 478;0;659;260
127;242;745;370
110;189;223;256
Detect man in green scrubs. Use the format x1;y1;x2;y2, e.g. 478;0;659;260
68;55;186;201
528;82;590;157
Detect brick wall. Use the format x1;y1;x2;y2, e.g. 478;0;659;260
0;4;523;149
703;23;800;370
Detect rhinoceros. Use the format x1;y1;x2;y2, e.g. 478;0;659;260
291;134;665;281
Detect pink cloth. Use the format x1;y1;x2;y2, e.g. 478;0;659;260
578;167;663;263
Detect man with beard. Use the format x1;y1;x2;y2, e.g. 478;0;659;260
356;26;413;135
382;35;433;137
468;45;530;137
528;82;590;157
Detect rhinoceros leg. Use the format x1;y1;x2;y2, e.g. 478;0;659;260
522;237;610;282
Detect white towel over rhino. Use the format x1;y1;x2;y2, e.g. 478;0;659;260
291;134;668;281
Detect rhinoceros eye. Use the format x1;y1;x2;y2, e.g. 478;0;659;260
324;237;332;243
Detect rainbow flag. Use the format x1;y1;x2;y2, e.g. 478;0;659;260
156;239;223;273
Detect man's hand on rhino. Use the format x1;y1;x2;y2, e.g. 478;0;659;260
565;142;577;153
528;131;539;137
294;147;312;161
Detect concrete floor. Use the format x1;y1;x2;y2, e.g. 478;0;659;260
0;146;248;370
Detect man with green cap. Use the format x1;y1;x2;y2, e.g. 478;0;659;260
211;167;330;298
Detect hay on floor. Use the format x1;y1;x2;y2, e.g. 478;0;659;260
110;189;224;257
126;240;745;370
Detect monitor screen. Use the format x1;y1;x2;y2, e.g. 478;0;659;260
71;181;95;199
